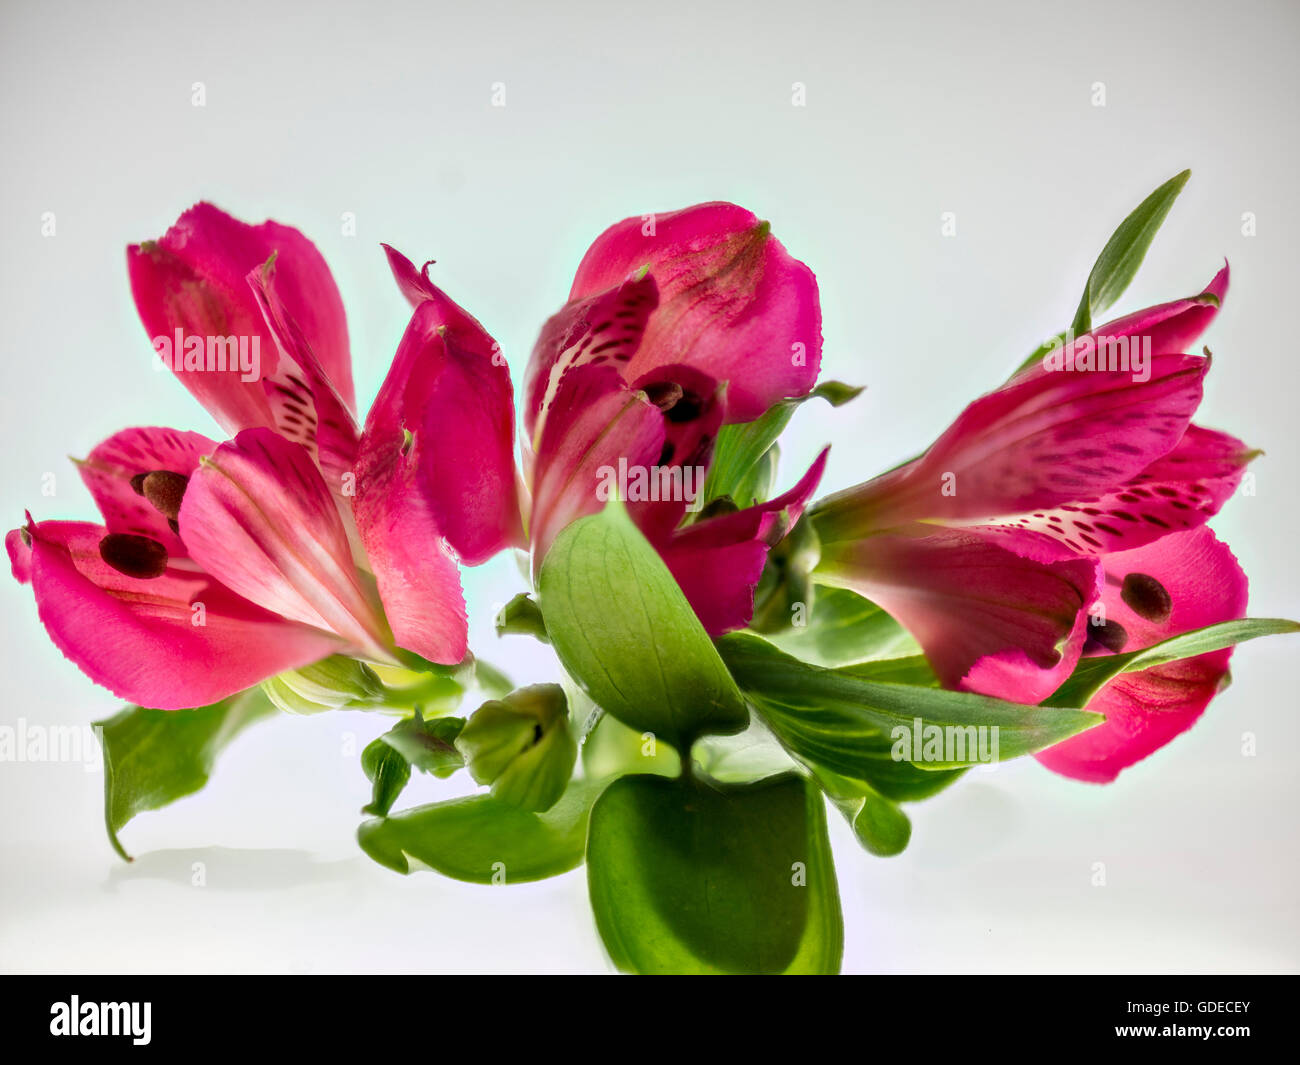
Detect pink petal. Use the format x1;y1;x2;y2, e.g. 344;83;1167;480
523;272;660;445
567;203;822;422
1070;263;1228;365
246;259;359;501
624;363;725;542
179;428;391;658
817;527;1101;701
656;449;829;635
359;257;524;566
818;352;1208;534
17;519;340;709
128;203;353;434
76;426;217;557
7;525;32;583
528;363;665;568
659;537;770;636
1036;527;1247;782
971;424;1253;555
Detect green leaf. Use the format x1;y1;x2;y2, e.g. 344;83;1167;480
718;632;1101;773
701;381;863;508
361;740;411;817
362;711;466;816
494;592;549;644
95;689;277;861
357;778;604;884
1045;617;1300;708
586;773;842;974
538;498;748;749
581;712;682;781
767;586;922;667
816;768;912;857
471;657;515;699
1069;169;1190;336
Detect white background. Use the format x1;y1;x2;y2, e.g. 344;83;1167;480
1;0;1297;973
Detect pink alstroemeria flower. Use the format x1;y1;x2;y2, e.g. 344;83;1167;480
9;204;469;709
810;267;1254;747
377;203;830;634
1034;526;1246;783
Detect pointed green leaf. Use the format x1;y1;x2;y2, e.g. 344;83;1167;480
96;689;277;861
538;498;747;749
357;778;604;883
701;382;862;508
587;773;842;974
718;632;1102;773
1070;169;1190;335
1045;617;1300;708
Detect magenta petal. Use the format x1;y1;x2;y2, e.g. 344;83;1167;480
818;527;1101;700
824;352;1208;534
128;203;353;433
529;363;665;568
523;273;660;443
1083;264;1228;361
655;449;829;635
246;260;359;500
972;424;1253;555
19;520;340;709
180;429;390;657
660;537;770;636
356;268;523;566
7;525;32;583
567;203;822;423
76;426;217;557
1036;527;1247;782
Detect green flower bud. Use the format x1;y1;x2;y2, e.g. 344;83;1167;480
262;655;386;715
456;684;576;812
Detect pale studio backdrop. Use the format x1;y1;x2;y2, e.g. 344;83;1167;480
1;0;1297;973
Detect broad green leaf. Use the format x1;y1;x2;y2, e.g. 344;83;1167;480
357;778;604;884
1069;169;1190;336
362;712;466;816
538;498;747;749
1045;617;1300;708
718;632;1101;773
586;773;842;974
96;689;277;861
767;586;922;667
701;381;863;508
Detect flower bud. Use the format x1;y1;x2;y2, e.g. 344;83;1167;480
456;684;576;812
261;655;386;715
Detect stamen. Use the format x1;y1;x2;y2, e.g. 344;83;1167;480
1120;572;1173;623
1083;619;1128;654
140;471;190;522
99;533;168;579
642;381;683;412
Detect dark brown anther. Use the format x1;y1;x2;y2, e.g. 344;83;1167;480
664;392;703;423
129;473;148;496
99;533;168;579
642;381;684;412
140;470;190;522
1083;619;1128;655
1120;572;1173;623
